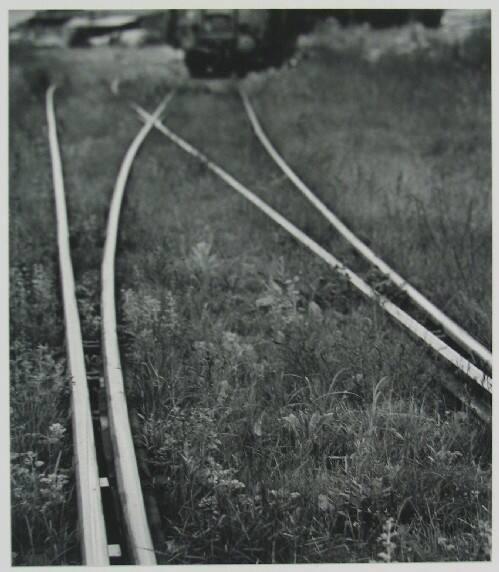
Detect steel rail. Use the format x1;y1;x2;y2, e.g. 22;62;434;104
46;85;110;565
239;88;492;370
134;105;492;416
101;93;173;565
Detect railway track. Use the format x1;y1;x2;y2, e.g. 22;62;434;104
46;85;172;565
46;82;491;563
133;95;492;420
238;88;492;370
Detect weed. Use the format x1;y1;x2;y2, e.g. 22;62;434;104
10;342;77;565
375;517;398;562
10;26;491;565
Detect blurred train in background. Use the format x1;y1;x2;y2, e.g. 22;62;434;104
167;9;444;76
168;10;303;76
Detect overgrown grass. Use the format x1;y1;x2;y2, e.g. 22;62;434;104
9;45;182;565
115;44;490;561
117;217;491;563
242;43;491;347
9;54;79;563
10;29;491;565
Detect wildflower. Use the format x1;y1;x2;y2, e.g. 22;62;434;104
218;479;246;492
193;340;215;357
377;517;398;562
198;495;218;510
221;331;255;361
23;451;36;465
48;423;66;441
39;472;69;506
438;536;455;551
193;340;208;353
318;494;333;512
223;331;238;345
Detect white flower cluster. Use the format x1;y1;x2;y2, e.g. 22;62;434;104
48;423;66;442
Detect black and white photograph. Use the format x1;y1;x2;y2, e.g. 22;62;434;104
5;2;494;567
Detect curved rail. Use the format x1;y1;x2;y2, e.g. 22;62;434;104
239;88;492;370
101;93;173;565
46;85;109;565
134;105;491;422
